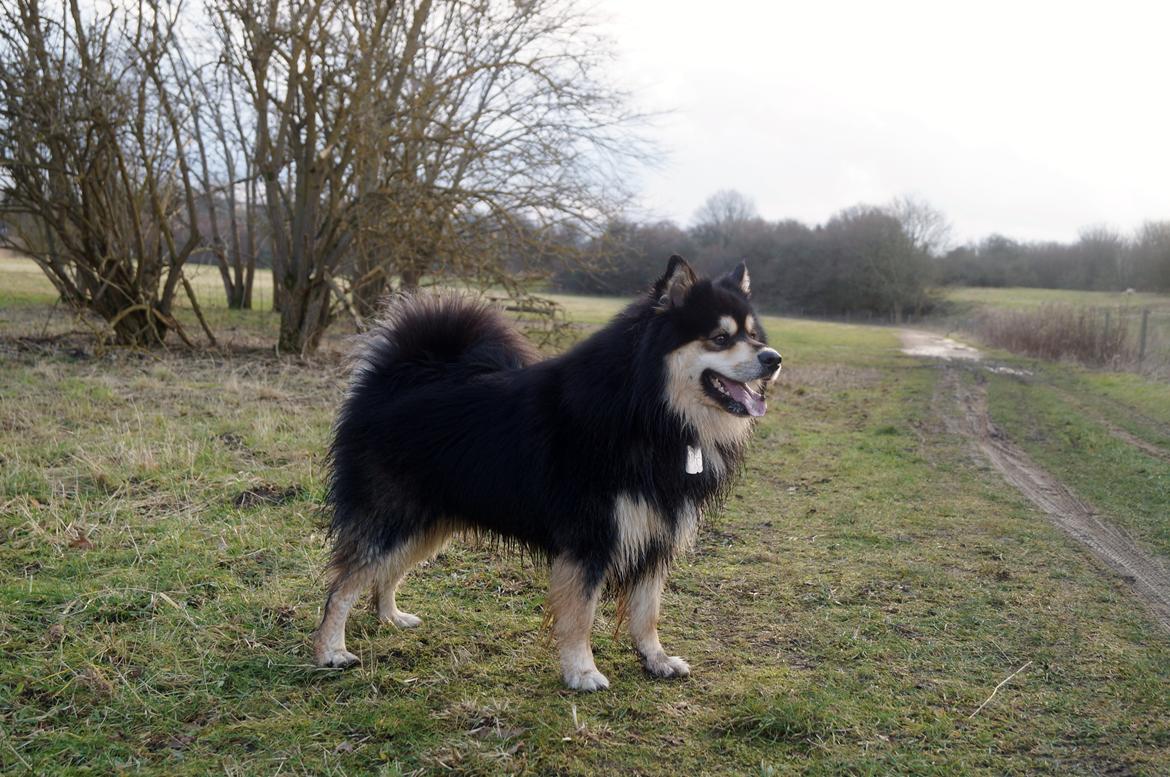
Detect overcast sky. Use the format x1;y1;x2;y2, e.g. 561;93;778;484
598;0;1170;245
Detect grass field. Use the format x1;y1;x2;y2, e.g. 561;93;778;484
0;253;283;349
945;286;1170;312
2;261;1170;774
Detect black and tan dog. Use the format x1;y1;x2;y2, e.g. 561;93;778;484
314;256;780;690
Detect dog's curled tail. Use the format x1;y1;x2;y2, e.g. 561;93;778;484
350;292;539;392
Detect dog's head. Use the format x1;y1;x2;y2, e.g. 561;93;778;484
653;255;781;443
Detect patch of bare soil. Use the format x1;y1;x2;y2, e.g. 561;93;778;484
772;364;883;392
899;330;982;361
936;367;1170;631
231;483;306;509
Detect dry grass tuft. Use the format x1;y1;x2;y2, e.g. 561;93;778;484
975;305;1135;367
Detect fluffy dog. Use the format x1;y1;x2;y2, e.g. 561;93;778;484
314;256;780;690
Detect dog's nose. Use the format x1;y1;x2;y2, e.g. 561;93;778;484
758;349;781;371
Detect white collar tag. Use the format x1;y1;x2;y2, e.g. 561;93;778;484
685;445;703;474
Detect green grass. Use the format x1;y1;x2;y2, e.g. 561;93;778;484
2;264;1170;774
1077;370;1170;435
944;286;1170;311
0;253;283;348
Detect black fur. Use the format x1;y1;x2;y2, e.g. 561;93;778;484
326;260;768;595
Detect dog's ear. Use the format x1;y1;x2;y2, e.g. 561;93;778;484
720;261;751;298
654;255;697;310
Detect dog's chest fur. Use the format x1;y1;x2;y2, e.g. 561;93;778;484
611;494;699;579
607;434;744;582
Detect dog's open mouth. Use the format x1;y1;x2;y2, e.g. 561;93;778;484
702;370;766;417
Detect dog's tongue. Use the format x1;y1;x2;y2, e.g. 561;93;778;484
725;379;766;417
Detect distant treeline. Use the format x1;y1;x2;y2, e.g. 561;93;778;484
938;224;1170;292
556;191;948;322
555;191;1170;319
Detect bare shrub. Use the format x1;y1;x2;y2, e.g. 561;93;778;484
974;305;1134;367
212;0;644;355
0;0;215;347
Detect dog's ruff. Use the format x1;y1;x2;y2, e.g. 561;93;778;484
312;256;780;690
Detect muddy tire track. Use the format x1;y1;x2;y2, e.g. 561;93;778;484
939;367;1170;632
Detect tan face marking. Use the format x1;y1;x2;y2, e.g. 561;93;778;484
716;316;738;338
665;341;756;451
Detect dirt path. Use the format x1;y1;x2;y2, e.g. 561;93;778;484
905;329;1170;460
902;330;1170;631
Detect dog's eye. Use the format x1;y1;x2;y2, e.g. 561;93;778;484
712;333;729;346
749;330;759;340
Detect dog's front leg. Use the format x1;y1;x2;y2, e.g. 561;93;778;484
549;554;608;691
628;570;690;678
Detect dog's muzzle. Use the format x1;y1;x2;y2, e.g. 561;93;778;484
757;348;781;377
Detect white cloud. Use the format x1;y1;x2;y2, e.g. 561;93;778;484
600;0;1170;242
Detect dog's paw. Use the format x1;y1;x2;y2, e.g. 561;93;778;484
563;668;610;692
381;610;422;629
642;653;690;679
316;649;360;669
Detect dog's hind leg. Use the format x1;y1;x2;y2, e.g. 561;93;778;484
549;554;608;691
372;525;453;628
314;559;379;668
627;569;690;678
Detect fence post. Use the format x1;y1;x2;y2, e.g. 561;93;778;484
1138;308;1149;366
1102;310;1111;364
